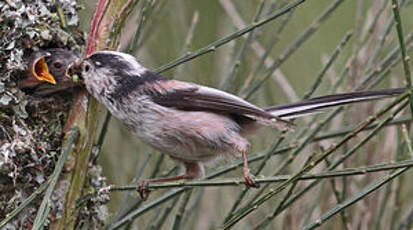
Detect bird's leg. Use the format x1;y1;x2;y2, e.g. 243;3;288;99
242;150;260;188
138;162;203;200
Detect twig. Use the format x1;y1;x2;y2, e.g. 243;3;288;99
391;0;413;113
37;201;52;229
359;32;413;90
313;115;412;141
108;189;187;230
85;0;109;55
103;160;413;190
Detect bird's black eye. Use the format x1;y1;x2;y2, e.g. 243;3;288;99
83;62;91;73
52;61;63;70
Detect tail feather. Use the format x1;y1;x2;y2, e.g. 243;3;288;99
265;88;405;119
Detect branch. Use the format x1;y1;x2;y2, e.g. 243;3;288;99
103;159;413;190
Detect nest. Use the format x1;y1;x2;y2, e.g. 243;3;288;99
0;1;108;229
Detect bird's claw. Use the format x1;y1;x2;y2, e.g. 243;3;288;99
243;168;260;188
137;180;151;200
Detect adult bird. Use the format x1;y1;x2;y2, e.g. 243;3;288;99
71;50;405;199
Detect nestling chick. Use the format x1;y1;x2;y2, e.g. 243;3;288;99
74;50;404;199
19;49;80;95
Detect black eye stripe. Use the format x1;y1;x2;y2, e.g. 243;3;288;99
89;53;134;74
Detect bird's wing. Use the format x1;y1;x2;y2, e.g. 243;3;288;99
146;80;275;120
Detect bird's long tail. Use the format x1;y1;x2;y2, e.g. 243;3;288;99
265;88;405;119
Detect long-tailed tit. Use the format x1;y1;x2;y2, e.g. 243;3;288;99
73;51;404;199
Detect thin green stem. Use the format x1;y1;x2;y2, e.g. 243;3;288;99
103;160;413;190
313;115;412;141
391;0;413;114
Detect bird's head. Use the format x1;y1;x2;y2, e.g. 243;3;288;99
73;51;153;101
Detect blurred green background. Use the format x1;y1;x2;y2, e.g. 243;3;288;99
79;0;413;229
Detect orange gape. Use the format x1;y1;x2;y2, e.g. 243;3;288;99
33;57;56;84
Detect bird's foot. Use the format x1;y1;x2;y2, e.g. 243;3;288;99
137;180;151;200
243;168;260;188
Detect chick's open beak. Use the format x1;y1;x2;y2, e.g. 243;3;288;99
32;56;57;85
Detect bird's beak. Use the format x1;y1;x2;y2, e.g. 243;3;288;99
30;52;56;85
65;58;83;83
